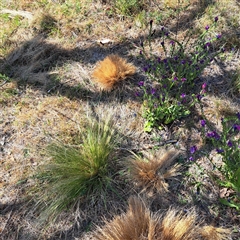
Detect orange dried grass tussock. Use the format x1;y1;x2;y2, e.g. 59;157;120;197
127;148;181;192
92;54;136;91
93;197;230;240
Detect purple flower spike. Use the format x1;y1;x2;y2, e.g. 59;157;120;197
237;112;240;120
216;148;224;154
151;88;156;95
202;83;207;89
161;41;165;46
197;94;203;101
138;81;144;86
205;42;211;47
214;16;219;22
200;119;206;127
205;25;210;30
150;19;153;26
135;92;140;97
207;131;220;140
190;145;197;154
227;140;233;148
233;124;240;131
189;156;194;161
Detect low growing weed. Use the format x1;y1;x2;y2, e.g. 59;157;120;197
34;117;121;222
137;18;224;132
191;113;240;211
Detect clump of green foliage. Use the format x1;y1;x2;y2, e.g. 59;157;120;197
189;113;240;211
114;0;145;16
137;17;224;132
34;117;121;222
199;114;240;210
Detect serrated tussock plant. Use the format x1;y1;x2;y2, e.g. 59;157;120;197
137;18;224;132
34;117;121;222
92;196;230;240
126;148;180;192
92;54;136;91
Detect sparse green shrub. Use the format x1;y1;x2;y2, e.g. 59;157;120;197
114;0;145;16
34;117;121;222
137;18;224;132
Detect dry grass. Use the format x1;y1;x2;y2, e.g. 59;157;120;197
92;196;230;240
92;54;136;91
0;0;240;239
126;148;181;192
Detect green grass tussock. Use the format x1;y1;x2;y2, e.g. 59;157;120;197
34;117;121;223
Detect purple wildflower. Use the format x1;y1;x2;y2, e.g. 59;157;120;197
200;119;206;127
237;112;240;120
143;66;148;72
135;92;140;97
202;83;207;89
216;34;222;39
216;148;224;154
181;93;186;98
181;78;186;82
206;131;220;140
233;124;240;131
190;145;197;154
150;19;153;26
197;94;203;101
151;88;156;95
227;140;233;148
214;16;219;22
205;25;210;31
140;50;142;55
157;57;161;63
138;81;144;86
173;76;178;81
165;32;169;37
205;42;211;48
161;41;164;46
170;40;175;45
189;156;194;161
181;60;186;65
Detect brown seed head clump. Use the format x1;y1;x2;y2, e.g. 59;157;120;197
92;54;136;91
93;197;230;240
127;148;181;192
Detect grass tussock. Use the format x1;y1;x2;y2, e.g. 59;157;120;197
34;117;120;223
92;54;136;91
93;196;230;240
126;148;181;192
